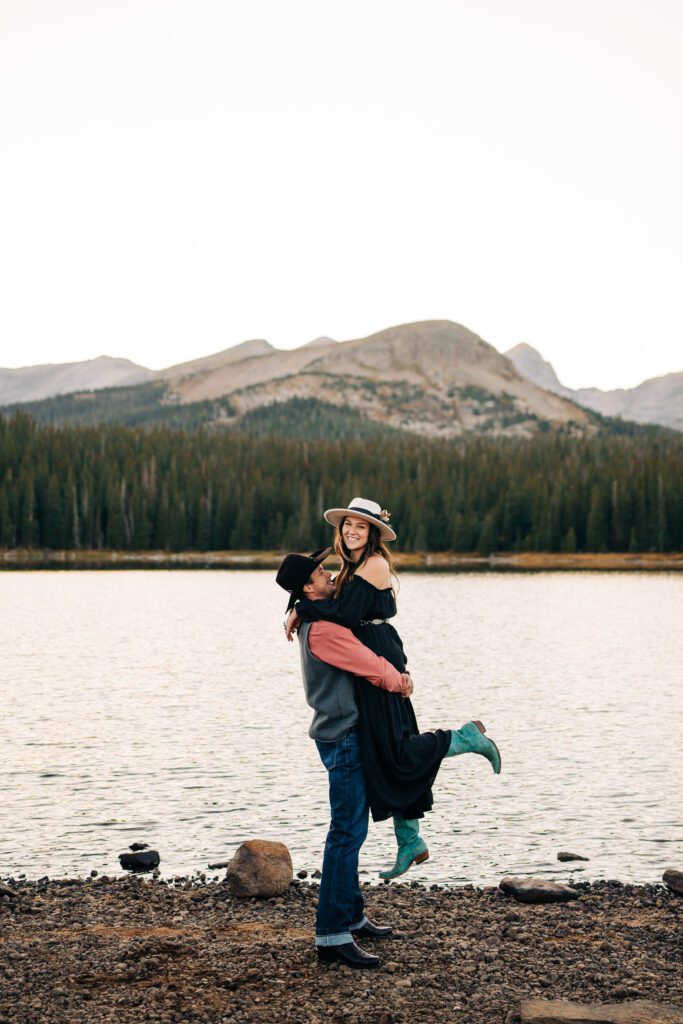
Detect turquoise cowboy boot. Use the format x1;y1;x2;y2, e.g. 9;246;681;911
378;816;429;879
447;720;502;774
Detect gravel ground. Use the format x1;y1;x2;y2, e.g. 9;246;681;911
1;875;681;1023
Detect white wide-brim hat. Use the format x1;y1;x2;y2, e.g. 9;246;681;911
323;497;396;542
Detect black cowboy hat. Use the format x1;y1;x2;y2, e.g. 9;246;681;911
275;547;332;612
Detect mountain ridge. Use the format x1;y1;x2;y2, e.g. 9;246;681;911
0;355;154;405
0;321;592;438
2;321;680;436
157;320;591;437
505;342;682;432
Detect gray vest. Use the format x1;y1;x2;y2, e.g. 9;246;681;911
298;622;359;742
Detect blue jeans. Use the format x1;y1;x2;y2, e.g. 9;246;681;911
314;729;369;946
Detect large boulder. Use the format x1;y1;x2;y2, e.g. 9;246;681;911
521;998;683;1022
225;840;293;898
500;876;579;904
662;868;683;896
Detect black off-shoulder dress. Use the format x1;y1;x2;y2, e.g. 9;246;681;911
297;575;450;822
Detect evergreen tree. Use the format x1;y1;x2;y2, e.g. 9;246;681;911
42;474;65;549
413;523;428;552
19;473;38;547
0;489;14;547
168;496;188;552
196;487;213;552
586;485;609;552
477;511;498;555
230;490;255;550
561;526;577;553
656;473;668;552
105;479;126;549
71;482;81;549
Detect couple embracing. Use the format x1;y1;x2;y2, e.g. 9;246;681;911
276;497;502;970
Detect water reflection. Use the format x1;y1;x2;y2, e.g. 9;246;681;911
1;570;681;884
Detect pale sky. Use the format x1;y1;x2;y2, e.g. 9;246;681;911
1;0;682;390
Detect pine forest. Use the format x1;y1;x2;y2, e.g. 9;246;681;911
0;412;681;555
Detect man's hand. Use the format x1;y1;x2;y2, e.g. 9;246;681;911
284;608;300;642
400;672;413;699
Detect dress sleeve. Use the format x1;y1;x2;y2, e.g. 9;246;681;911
296;576;375;628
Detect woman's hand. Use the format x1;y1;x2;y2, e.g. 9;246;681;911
284;608;301;642
400;672;413;698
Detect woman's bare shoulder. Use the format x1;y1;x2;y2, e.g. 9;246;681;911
355;554;392;589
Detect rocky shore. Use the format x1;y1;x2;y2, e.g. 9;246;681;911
1;875;681;1023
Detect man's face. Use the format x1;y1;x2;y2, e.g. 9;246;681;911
302;562;335;601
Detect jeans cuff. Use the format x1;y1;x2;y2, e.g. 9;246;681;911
316;931;353;947
349;915;368;931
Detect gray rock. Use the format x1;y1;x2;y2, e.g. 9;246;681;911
118;850;160;872
521;998;683;1022
662;869;683;896
225;840;292;898
207;860;230;870
558;851;589;862
500;876;579;904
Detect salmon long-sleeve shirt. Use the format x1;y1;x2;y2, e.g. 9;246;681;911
307;620;409;694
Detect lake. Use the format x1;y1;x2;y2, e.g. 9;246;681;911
1;570;681;886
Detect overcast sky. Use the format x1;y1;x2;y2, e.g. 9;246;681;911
1;0;681;389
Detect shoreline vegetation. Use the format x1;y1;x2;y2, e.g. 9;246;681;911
1;874;681;1023
1;548;683;571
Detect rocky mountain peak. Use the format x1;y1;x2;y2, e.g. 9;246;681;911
314;320;517;386
507;342;682;432
505;343;565;394
302;336;337;348
157;338;275;379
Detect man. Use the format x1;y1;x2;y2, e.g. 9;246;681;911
276;547;412;970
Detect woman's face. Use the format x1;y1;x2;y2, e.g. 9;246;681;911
341;515;370;561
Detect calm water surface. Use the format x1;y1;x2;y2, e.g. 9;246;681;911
1;571;681;886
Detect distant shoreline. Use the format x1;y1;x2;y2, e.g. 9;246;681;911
1;548;682;571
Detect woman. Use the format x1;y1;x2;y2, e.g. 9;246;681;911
286;497;501;878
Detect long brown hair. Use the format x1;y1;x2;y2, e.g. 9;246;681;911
333;518;397;597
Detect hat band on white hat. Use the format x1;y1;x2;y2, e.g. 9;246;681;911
348;505;385;523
